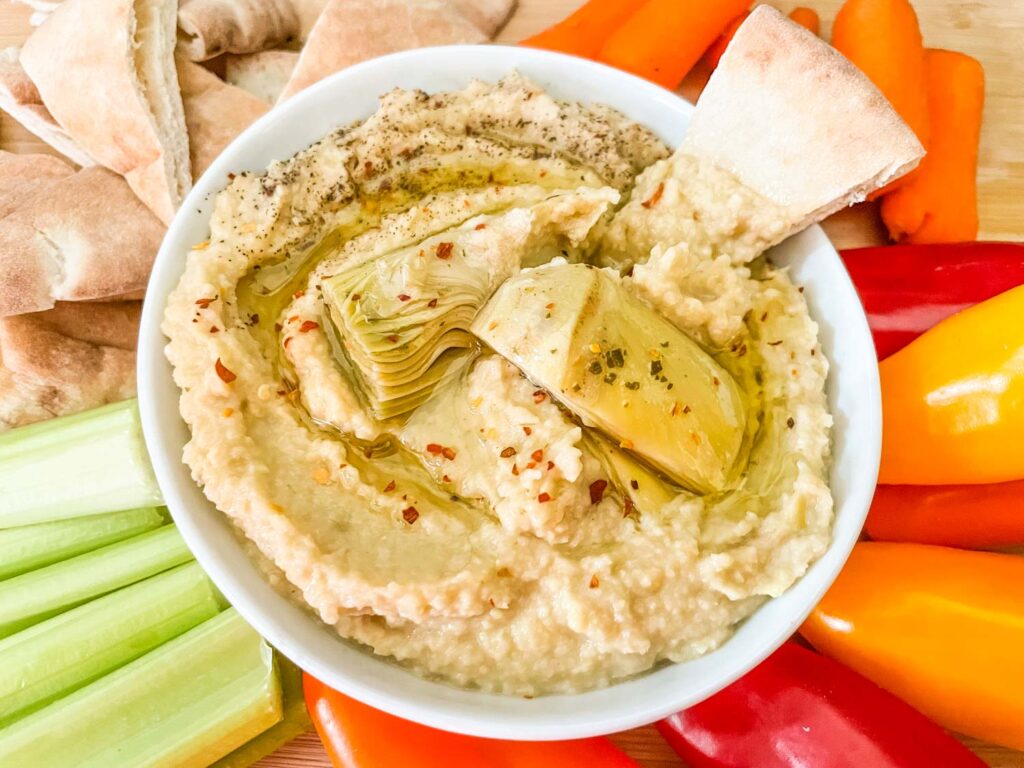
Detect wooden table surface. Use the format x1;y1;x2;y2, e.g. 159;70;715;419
2;1;1021;766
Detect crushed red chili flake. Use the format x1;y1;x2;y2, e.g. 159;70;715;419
532;390;547;403
624;497;636;517
397;294;411;302
683;405;692;414
589;479;608;504
442;474;451;483
630;479;639;490
641;181;665;209
351;293;362;301
293;289;305;299
531;449;544;463
214;358;236;383
386;334;399;343
427;298;438;308
195;297;215;308
402;506;419;524
426;443;444;455
511;464;520;476
227;172;236;180
545;302;555;310
500;447;517;458
274;322;283;333
283;337;293;348
435;242;454;260
537;492;551;503
299;320;319;333
522;426;532;436
209;326;219;334
589;575;600;589
474;223;487;230
383;480;396;492
441;446;457;461
787;417;796;429
547;461;555;470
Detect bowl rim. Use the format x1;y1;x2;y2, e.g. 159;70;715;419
138;43;881;740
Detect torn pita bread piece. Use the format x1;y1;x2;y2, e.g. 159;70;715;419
12;0;62;11
0;151;74;219
177;57;269;178
224;49;299;104
0;301;139;432
451;0;517;37
278;0;487;102
0;166;165;317
681;5;925;231
0;48;93;167
21;0;192;225
177;0;299;61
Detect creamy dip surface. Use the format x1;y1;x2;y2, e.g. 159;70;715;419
164;74;833;696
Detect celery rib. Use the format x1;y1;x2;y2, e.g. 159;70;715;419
0;608;283;768
0;524;193;638
0;561;225;726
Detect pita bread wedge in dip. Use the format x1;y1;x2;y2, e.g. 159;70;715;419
177;0;299;61
177;57;269;178
0;165;164;317
224;50;300;104
21;0;191;225
278;0;486;101
0;301;139;431
0;48;93;167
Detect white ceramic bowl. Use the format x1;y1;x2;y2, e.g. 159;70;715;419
138;45;881;741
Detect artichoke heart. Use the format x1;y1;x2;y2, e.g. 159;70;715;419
472;262;748;493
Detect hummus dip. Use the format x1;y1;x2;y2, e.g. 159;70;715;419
164;74;832;696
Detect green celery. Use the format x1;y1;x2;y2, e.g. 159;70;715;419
0;400;164;528
0;524;192;638
0;561;225;726
0;507;166;580
0;608;283;768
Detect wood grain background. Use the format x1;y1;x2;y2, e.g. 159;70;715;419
1;1;1020;766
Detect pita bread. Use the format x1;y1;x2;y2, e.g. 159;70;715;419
12;0;62;11
0;166;165;317
451;0;516;36
0;48;93;167
177;57;269;178
278;0;486;102
177;0;299;61
21;0;192;225
0;151;74;219
224;49;299;104
681;6;924;230
0;301;139;432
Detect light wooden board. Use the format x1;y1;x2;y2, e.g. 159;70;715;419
1;1;1020;767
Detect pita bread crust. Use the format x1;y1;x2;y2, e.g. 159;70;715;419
177;57;269;178
0;48;94;167
21;0;191;225
0;151;74;219
279;0;486;102
177;0;299;61
0;166;164;317
0;301;139;432
681;6;925;228
224;49;299;104
451;0;516;36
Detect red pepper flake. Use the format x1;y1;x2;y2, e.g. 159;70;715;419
589;479;608;504
442;474;451;483
209;326;219;334
398;293;411;302
299;320;320;333
214;358;236;383
293;289;305;299
426;443;444;455
383;480;396;492
526;462;537;470
787;417;796;429
630;479;640;490
683;405;692;414
532;390;547;404
641;182;665;209
589;574;600;589
545;302;555;310
500;447;516;458
475;223;487;230
227;172;236;180
274;322;283;333
283;336;293;348
522;426;532;436
195;297;215;308
402;506;419;524
531;449;544;463
441;446;457;461
537;492;551;503
547;461;555;470
351;293;362;302
624;497;636;517
427;298;438;308
511;464;520;476
435;242;454;260
387;334;399;343
712;377;720;387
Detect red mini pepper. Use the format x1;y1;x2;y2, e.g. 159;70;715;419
303;674;639;768
657;641;984;768
840;241;1024;359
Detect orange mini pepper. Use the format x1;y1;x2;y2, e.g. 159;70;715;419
802;542;1024;750
879;284;1024;485
303;674;640;768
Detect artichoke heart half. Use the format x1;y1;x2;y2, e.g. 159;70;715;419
472;262;748;493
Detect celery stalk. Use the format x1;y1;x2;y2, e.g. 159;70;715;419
0;561;225;726
0;525;192;638
0;608;283;768
0;400;164;528
0;507;166;580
